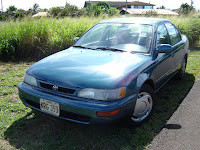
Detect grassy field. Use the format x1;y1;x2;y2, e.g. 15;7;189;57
1;15;200;61
0;49;200;150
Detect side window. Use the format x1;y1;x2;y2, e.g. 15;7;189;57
165;22;181;45
156;24;170;48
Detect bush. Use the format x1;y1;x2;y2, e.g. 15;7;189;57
145;10;158;17
108;8;119;16
0;15;7;21
0;40;15;61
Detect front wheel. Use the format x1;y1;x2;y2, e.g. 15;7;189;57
129;84;155;126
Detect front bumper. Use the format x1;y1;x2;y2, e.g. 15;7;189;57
18;82;137;124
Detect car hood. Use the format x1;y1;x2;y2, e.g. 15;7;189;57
27;47;150;89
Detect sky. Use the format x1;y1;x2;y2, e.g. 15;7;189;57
1;0;200;11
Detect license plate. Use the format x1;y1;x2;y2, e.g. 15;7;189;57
40;99;60;116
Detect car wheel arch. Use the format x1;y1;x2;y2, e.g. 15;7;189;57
136;73;155;91
142;79;155;90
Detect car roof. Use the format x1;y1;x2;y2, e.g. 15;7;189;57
99;17;170;25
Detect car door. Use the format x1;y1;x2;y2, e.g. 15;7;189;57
152;23;174;90
164;22;185;73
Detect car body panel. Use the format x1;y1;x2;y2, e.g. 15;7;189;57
27;47;151;89
18;82;137;124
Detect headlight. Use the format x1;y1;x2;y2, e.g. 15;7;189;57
23;73;37;86
77;87;126;101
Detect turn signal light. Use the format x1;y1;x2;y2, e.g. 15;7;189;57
120;88;126;97
97;108;121;117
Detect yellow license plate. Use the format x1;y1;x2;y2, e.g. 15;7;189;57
40;99;60;116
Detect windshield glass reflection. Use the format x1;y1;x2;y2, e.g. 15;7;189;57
75;23;153;53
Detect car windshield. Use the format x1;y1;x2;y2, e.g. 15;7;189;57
74;23;153;53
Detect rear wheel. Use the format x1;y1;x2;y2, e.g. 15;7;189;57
175;57;187;80
129;84;155;126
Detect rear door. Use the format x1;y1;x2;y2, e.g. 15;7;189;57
164;22;185;73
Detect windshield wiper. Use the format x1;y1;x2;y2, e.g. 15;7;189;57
96;47;126;52
73;45;96;50
74;46;126;52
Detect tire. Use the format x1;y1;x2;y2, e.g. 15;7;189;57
128;84;155;126
175;57;187;80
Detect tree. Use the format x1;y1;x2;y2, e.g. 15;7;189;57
6;5;17;14
64;2;78;17
157;5;166;9
7;5;17;11
14;11;25;19
49;7;62;17
92;2;110;10
90;2;111;16
179;3;195;14
33;3;39;12
49;3;82;18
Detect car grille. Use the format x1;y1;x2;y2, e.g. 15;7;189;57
25;99;90;123
40;82;76;94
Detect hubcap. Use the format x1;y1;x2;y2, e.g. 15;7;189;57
131;92;153;122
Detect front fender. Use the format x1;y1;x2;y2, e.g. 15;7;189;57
126;72;152;96
136;73;150;88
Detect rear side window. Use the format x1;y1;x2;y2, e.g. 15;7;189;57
156;23;170;48
165;22;181;45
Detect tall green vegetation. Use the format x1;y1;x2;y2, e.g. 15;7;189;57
0;17;101;61
0;15;200;61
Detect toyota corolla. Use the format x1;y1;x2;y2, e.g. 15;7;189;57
18;17;189;125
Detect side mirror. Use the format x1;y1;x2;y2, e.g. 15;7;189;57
157;44;173;53
74;37;80;44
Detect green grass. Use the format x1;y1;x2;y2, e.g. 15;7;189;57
0;50;200;150
0;15;200;61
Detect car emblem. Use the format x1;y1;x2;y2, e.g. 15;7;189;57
52;85;58;91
